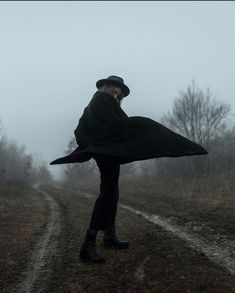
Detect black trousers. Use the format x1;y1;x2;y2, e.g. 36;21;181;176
88;153;120;231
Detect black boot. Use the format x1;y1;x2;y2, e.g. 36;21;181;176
103;225;129;249
79;229;105;263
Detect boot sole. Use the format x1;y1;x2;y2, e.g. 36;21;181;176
79;251;106;263
103;243;129;249
79;255;105;263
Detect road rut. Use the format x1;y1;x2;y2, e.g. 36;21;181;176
16;184;61;293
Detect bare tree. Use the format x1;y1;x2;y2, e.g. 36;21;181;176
161;80;231;151
208;125;235;174
36;164;53;183
0;121;7;182
157;80;232;176
62;137;97;185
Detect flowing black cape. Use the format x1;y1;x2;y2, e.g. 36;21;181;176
50;91;208;165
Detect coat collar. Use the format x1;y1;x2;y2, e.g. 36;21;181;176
94;91;120;105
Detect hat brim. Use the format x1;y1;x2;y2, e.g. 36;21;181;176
96;79;130;97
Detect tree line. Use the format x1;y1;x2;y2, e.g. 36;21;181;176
0;121;52;186
62;80;235;185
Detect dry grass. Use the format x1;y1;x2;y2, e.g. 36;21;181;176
119;174;235;209
70;173;235;212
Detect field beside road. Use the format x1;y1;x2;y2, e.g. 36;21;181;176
1;181;235;292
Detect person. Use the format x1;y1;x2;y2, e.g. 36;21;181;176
50;75;208;264
78;78;130;264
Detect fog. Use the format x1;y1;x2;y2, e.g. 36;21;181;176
1;1;235;179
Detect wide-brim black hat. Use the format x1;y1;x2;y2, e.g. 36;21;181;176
96;75;130;97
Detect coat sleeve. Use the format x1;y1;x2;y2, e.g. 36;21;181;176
87;93;133;130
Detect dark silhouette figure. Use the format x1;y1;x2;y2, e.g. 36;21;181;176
50;75;208;263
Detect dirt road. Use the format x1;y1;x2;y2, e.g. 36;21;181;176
2;184;235;292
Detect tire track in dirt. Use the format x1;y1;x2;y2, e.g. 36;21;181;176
16;184;61;293
78;190;235;276
120;204;235;276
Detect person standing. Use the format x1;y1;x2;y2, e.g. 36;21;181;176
50;75;208;264
77;78;130;263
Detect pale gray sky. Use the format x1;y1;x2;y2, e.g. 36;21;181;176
1;1;235;178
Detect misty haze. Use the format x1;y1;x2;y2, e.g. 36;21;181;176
1;2;235;292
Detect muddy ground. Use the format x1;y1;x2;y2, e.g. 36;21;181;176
0;185;48;292
1;184;235;292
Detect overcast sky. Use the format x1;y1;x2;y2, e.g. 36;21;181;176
1;1;235;178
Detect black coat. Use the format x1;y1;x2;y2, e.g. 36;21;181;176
50;91;208;165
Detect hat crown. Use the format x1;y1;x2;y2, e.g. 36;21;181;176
106;75;124;84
